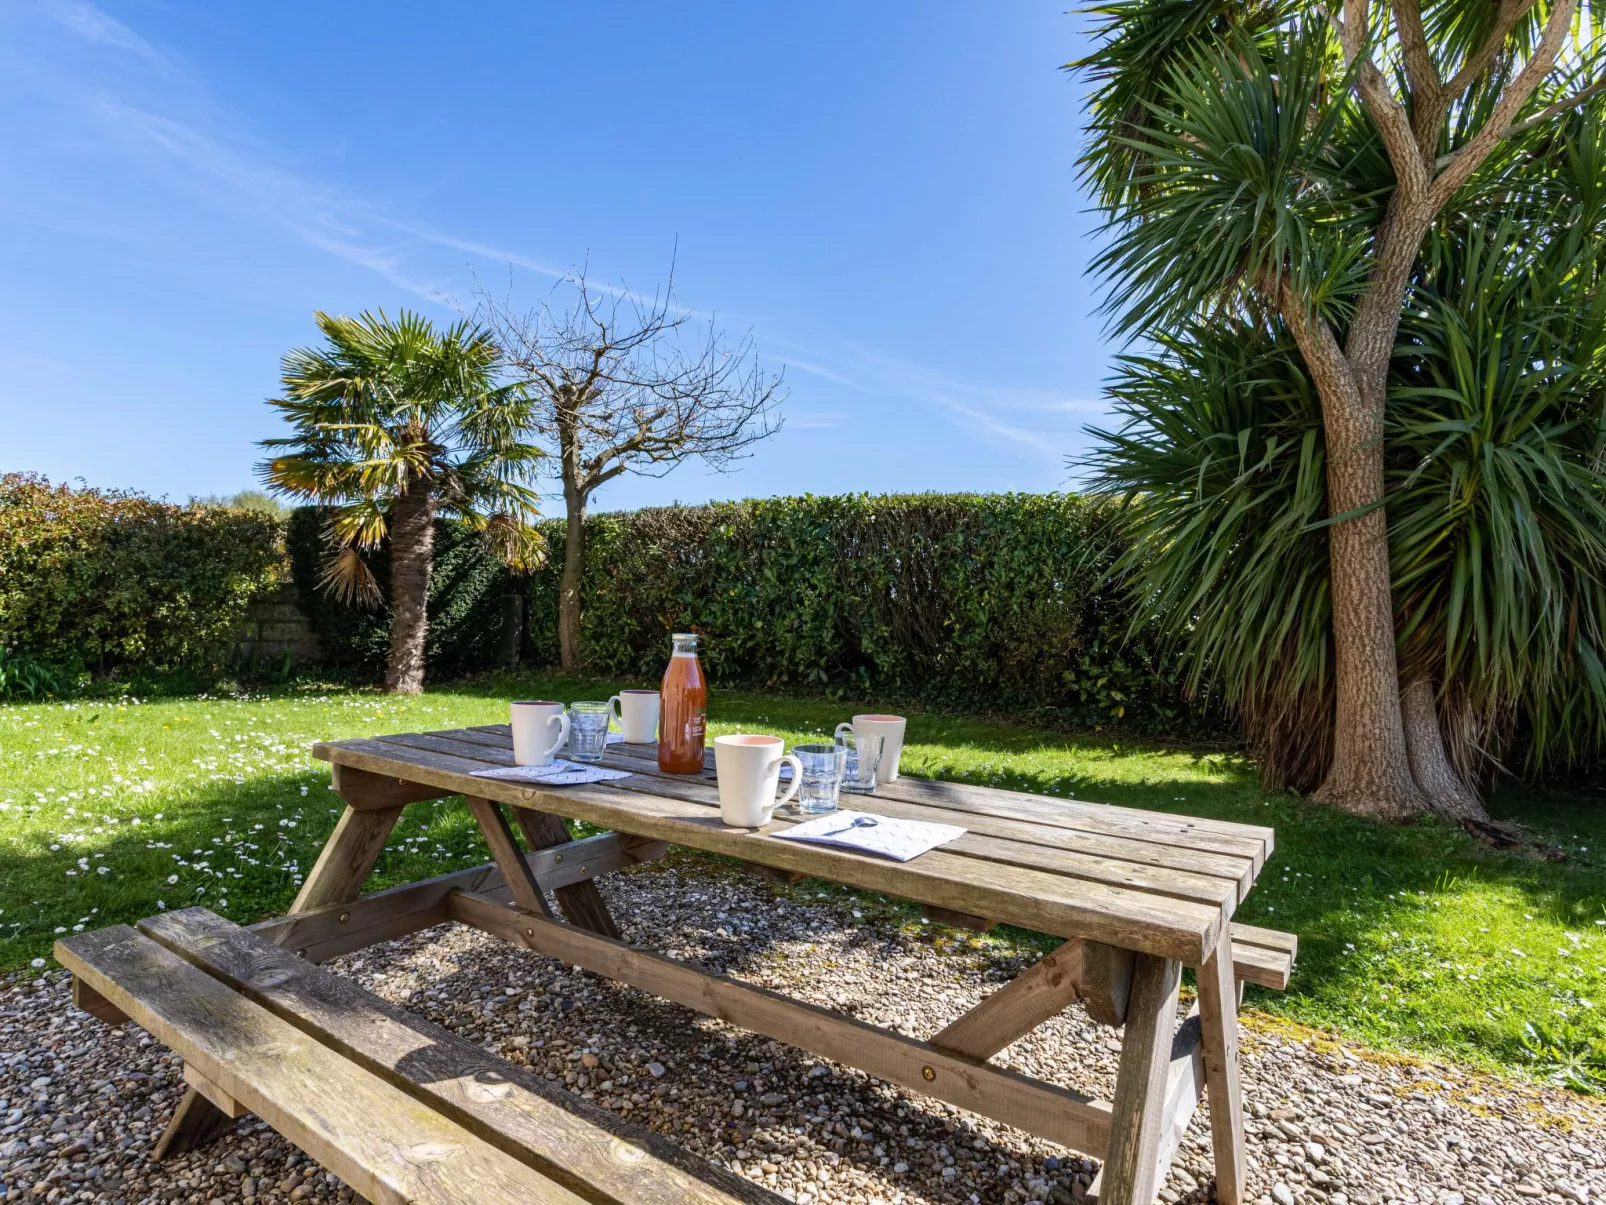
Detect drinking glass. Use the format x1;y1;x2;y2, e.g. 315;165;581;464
567;701;613;763
834;729;882;795
790;743;847;814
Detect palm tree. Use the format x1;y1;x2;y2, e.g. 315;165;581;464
259;309;544;693
1073;0;1604;821
1083;90;1606;827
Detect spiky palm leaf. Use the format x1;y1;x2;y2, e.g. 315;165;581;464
258;309;546;607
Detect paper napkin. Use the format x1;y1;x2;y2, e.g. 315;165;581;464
471;761;633;786
773;810;964;862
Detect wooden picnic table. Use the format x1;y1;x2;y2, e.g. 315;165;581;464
260;724;1288;1205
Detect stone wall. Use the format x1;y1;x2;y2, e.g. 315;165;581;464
233;583;321;668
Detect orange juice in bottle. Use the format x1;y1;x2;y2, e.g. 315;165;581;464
658;632;707;773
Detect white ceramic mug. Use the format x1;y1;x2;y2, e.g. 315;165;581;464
837;714;907;783
511;700;570;766
713;734;802;828
609;690;661;743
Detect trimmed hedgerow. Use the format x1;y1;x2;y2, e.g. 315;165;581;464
0;473;282;680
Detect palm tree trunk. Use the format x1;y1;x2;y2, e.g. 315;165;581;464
1400;678;1490;826
1283;288;1428;819
385;482;435;694
557;482;585;674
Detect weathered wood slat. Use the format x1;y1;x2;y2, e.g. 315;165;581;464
512;808;622;939
73;975;128;1025
251;836;667;963
921;904;997;932
1079;942;1137;1027
1096;954;1183;1205
584;761;1237;920
450;728;1270;889
332;762;458;812
463;725;1274;868
290;804;407;914
929;939;1082;1060
1226;927;1296;990
448;890;1115;1155
465;797;554;917
314;737;1223;961
183;1064;250;1119
1086;1001;1204;1205
55;926;590;1205
152;1085;237;1161
139;909;781;1205
1198;929;1247;1205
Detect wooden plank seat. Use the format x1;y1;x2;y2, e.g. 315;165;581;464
55;912;780;1205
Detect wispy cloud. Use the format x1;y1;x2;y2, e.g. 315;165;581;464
41;0;181;79
30;0;1106;466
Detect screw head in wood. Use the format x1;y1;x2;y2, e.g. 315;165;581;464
579;865;588;875
554;853;564;864
922;1065;936;1082
338;912;351;924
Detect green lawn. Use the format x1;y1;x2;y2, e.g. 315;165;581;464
2;672;1603;1092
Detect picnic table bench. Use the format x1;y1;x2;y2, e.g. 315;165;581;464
57;724;1295;1205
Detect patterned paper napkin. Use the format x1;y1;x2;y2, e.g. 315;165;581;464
471;761;633;786
773;810;965;862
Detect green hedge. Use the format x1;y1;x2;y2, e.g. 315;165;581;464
285;507;517;680
530;494;1190;727
0;473;283;679
285;493;1191;727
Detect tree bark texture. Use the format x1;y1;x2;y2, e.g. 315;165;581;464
384;482;435;695
557;488;586;675
1400;678;1491;826
1282;288;1428;819
556;398;586;675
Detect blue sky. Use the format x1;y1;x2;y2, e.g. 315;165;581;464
0;1;1114;512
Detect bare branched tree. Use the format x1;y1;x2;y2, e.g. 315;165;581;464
477;270;785;671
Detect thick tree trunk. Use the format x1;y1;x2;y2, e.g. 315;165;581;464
1400;678;1490;826
557;486;586;674
1283;290;1428;820
384;482;435;695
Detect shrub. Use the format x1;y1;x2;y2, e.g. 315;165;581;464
284;493;1193;727
285;507;520;680
0;473;283;679
524;494;1194;728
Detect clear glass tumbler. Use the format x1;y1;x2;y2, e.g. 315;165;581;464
567;701;613;763
835;730;882;794
791;743;847;814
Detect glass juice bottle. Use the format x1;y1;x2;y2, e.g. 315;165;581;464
658;632;707;773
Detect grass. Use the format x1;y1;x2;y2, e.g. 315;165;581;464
2;671;1604;1092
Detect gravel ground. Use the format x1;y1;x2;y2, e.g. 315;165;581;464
2;852;1603;1205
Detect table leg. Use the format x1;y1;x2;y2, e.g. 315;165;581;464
1098;953;1182;1205
1198;928;1247;1205
288;805;406;915
151;1087;236;1160
929;938;1083;1059
513;809;622;939
464;797;554;917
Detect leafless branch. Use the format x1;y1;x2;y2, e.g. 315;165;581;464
474;267;786;503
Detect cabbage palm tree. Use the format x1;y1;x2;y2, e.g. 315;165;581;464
1075;0;1604;821
259;309;544;693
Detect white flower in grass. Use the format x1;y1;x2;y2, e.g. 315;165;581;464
167;874;179;884
30;958;44;968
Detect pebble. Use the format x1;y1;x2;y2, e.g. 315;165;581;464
2;852;1604;1205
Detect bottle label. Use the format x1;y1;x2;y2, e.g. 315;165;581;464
688;712;706;742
